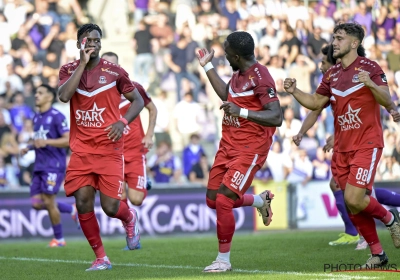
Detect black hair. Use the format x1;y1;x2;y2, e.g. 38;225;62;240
333;22;364;45
101;52;118;60
321;43;366;65
226;31;255;59
39;84;56;100
77;23;103;40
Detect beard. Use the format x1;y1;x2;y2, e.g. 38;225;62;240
231;64;239;71
333;45;351;59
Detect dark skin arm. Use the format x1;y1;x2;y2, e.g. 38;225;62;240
105;89;144;141
220;100;283;127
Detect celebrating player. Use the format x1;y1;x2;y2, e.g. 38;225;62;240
293;44;400;249
101;52;158;250
284;22;400;267
197;31;282;272
58;24;144;271
20;84;78;247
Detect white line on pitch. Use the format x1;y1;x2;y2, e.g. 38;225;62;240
0;256;379;279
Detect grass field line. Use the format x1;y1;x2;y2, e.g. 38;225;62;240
0;256;379;279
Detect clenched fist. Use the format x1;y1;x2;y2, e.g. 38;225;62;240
284;78;297;94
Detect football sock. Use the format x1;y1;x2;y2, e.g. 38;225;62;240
375;188;400;207
362;196;393;225
52;223;63;240
57;202;73;214
112;200;133;223
216;194;235;257
349;212;382;255
216;252;231;263
233;194;263;208
206;197;216;209
333;190;358;236
78;212;106;258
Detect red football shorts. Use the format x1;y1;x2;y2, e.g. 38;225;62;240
335;148;382;191
64;152;124;199
331;152;338;185
124;154;147;193
208;147;268;197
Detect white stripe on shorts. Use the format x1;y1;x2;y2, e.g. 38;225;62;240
366;148;377;184
239;154;258;191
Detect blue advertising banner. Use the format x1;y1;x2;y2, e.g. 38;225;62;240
0;187;255;239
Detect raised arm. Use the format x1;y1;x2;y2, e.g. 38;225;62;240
196;48;228;101
284;78;330;110
293;108;323;146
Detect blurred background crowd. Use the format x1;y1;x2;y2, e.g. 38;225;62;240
0;0;399;189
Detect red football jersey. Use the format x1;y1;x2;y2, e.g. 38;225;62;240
120;82;152;158
59;59;135;155
220;62;279;154
317;56;387;152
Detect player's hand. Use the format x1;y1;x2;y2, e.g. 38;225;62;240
390;109;400;122
105;121;125;142
323;135;334;153
34;139;47;149
293;133;303;146
79;37;95;66
284;78;297;94
142;135;154;149
220;101;240;117
20;147;29;156
196;48;215;67
358;71;374;88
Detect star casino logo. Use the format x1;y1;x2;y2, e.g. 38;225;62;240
101;68;119;76
75;102;106;127
337;105;362;131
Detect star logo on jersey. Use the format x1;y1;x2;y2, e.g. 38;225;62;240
222;114;240;128
101;68;119;76
75;102;106;128
337;104;362;131
34;125;49;140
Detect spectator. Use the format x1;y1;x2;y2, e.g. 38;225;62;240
182;133;205;179
287;149;313;186
353;2;372;36
189;152;210;185
312;147;330;181
266;141;292;182
9;92;34;133
254;161;273;183
148;141;183;183
288;54;316;94
221;0;240;32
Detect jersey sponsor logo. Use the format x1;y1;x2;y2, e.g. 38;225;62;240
381;74;387;83
267;87;275;98
61;119;68;127
254;67;262;79
337;104;362;131
34;125;49;140
99;76;107;84
222;114;240;128
326;70;340;81
248;75;256;87
333;77;338;81
242;82;249;91
75;102;106;127
354;66;370;74
352;74;359;83
101;68;119;76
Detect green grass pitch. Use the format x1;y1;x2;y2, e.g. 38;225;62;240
1;230;399;279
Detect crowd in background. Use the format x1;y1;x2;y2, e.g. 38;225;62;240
0;0;399;189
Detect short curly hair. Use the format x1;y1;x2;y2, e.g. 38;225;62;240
333;22;364;44
226;31;255;59
77;23;103;40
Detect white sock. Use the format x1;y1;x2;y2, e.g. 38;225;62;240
385;214;394;226
56;238;65;242
216;252;230;263
252;195;264;208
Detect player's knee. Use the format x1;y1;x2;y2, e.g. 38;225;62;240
129;197;143;206
75;197;94;213
217;184;238;201
32;203;44;210
330;180;339;192
344;195;361;210
101;202;119;217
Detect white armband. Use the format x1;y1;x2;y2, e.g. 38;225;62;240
239;108;248;119
203;62;214;73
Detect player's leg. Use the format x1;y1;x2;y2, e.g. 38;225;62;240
125;155;147;206
375;188;400;207
344;149;400;267
41;193;65;247
329;178;359;245
120;182;128;206
98;154;138;250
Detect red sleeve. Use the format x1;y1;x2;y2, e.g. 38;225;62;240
117;67;135;94
255;84;279;106
370;62;388;87
58;65;70;87
133;82;151;106
316;70;332;98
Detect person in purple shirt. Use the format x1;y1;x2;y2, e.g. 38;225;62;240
182;134;205;179
20;84;79;247
9;92;34;133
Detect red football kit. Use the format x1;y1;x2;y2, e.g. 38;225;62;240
59;59;135;199
317;56;387;191
120;81;151;193
208;62;279;197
